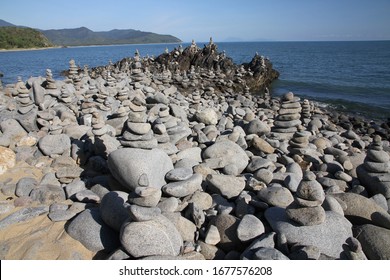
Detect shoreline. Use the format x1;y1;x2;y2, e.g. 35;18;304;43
0;46;64;52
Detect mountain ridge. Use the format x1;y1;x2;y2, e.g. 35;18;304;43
0;19;182;48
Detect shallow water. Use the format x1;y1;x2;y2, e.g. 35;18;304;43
1;41;389;119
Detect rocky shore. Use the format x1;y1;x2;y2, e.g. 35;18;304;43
0;40;389;260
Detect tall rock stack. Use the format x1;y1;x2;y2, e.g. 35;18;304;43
272;92;302;136
45;69;57;90
16;82;34;115
288;125;310;155
357;135;390;199
120;99;158;149
301;99;312;124
68;59;79;82
131;50;145;84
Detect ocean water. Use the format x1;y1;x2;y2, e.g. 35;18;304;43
1;41;389;119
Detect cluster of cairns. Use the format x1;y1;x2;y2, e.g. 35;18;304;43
0;41;390;260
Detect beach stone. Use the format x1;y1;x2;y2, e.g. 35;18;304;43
295;172;325;207
0;146;16;175
128;205;161;221
265;207;352;258
120;214;182;258
67;208;120;252
107;148;173;191
206;174;246;199
0;118;27;146
240;232;276;259
355;224;390;260
289;245;321;260
322;195;344;216
196;108;218;125
64;179;86;199
0;206;49;230
251;136;275;154
333;192;390;229
165;167;193;181
48;209;78;222
162;173;202;198
186;191;213;210
286;204;326;226
237;214;265;242
99;191;130;232
246;119;271;136
370;194;388;211
74;189;100;203
157;197;179;212
254;169;274;184
128;187;162;207
176;147;202;163
203;140;249;175
257;186;294;208
15;177;38;197
29;185;66;204
250;247;290;260
38;134;71;156
198;241;226;260
205;224;221;245
210;214;242;251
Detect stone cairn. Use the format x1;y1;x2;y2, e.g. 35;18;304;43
288;125;310;155
272;92;302;134
68;59;79;82
357;135;390;199
16;80;34;114
120;98;157;149
286;171;326;226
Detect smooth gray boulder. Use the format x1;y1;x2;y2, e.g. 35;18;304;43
38;134;71;156
355;224;390;260
99;191;130;232
120;214;182;258
265;207;353;258
107;148;173;191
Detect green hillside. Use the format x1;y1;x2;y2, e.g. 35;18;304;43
0;26;53;49
42;27;182;46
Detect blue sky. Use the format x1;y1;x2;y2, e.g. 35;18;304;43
1;0;389;42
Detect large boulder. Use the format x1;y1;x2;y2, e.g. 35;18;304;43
355;224;390;260
202;140;249;175
38;134;71;156
108;148;174;191
265;207;353;258
120;214;182;258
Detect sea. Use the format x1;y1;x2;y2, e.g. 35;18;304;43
1;41;389;120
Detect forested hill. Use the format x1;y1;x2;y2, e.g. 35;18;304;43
0;26;53;49
41;27;181;46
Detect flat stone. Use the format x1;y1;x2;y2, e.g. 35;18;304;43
251;136;275;154
206;174;246;199
249;247;290;260
128;204;161;221
66;208;120;252
29;185;66;204
165;167;193;181
74;189;100;203
286;204;326;226
186;191;213;210
157;197;179;212
265;207;353;258
236;214;265;242
245;119;271;136
162;173;202;197
99;191;130;232
108;148;173;191
64;179;86;199
128;187;162;207
38;134;71;156
163;212;197;242
240;232;276;259
126;122;151;135
120;214;182;258
257;186;294;208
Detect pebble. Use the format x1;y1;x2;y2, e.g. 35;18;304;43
236;214;265;242
206;174;246;199
257;186;294;208
162;173;202;198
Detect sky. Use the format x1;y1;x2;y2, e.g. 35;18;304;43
1;0;390;42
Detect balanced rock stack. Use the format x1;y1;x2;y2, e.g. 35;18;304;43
288;125;310;155
357;135;390;199
286;171;326;226
16;82;34;114
45;69;57;90
272;92;302;135
131;50;145;84
301;99;312;123
68;59;79;82
120;99;157;149
91;112;108;137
